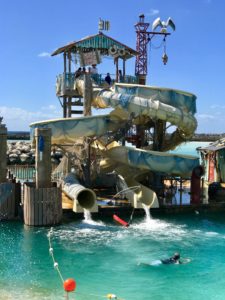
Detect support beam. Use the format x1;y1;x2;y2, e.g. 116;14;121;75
63;96;67;118
123;58;126;77
68;51;71;73
83;74;92;116
115;57;119;82
0;124;7;183
63;52;67;73
35;128;52;189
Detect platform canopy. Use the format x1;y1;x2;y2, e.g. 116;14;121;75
198;138;225;152
51;32;138;60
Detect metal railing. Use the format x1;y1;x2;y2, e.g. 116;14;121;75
7;165;35;182
56;72;138;95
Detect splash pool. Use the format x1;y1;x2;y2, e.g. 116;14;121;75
1;211;225;300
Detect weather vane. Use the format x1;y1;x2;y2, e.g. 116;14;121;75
98;18;110;32
135;14;176;84
152;17;175;65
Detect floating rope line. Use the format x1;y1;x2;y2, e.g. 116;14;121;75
48;228;64;284
48;228;125;300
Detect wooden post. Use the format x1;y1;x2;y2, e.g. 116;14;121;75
83;74;92;116
63;97;67;118
35;128;52;189
0;124;7;183
63;52;67;73
68;51;71;73
123;58;126;77
115;58;119;82
67;97;72;117
179;178;183;205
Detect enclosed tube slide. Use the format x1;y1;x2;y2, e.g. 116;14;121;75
63;173;97;213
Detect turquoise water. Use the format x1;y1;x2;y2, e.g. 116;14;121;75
1;214;225;300
1;140;218;300
169;141;211;157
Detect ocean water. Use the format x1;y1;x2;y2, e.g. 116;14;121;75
1;213;225;300
169;141;211;157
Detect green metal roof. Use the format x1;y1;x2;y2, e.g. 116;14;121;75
51;32;138;59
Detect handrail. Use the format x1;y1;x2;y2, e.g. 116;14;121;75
7;164;35;181
56;72;138;95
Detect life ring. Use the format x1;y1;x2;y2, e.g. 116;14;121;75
109;45;118;56
118;48;126;56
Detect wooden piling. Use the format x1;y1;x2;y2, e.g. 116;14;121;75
0;123;17;220
0;182;15;220
83;74;92;116
35;128;52;189
0;124;7;183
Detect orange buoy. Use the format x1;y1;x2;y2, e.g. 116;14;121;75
63;278;76;292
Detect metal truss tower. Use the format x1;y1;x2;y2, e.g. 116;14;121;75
135;14;149;85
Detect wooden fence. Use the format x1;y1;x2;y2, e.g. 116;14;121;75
0;182;15;220
23;183;62;226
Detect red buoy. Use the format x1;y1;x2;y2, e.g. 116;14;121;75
113;214;129;227
63;278;76;292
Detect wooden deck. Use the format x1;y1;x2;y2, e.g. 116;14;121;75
62;191;73;209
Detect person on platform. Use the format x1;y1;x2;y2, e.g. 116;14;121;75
90;64;98;74
105;73;112;86
75;67;82;78
118;69;123;82
82;67;86;74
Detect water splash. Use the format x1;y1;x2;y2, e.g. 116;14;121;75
142;203;151;223
84;209;92;222
83;209;105;227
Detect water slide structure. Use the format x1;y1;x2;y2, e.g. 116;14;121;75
30;78;199;212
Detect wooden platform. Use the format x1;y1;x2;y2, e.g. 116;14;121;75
62;191;73;209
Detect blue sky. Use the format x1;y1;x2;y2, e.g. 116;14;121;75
0;0;224;133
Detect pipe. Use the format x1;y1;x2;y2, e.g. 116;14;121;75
63;173;97;212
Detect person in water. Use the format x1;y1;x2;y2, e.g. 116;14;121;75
161;252;181;265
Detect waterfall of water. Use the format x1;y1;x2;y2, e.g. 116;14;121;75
142;203;151;223
84;209;92;221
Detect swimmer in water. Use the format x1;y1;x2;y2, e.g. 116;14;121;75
138;252;190;267
161;252;181;265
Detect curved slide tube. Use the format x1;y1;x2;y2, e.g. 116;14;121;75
92;83;197;140
63;173;97;213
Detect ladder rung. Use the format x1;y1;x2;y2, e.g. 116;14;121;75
71;110;83;114
71;101;83;106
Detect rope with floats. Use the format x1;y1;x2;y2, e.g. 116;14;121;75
48;228;125;300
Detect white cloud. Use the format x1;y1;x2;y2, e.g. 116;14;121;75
0;105;61;131
38;52;51;58
197;114;215;120
147;9;159;16
210;104;225;109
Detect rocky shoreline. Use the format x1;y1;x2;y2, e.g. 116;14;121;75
7;132;224;164
7;141;62;165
